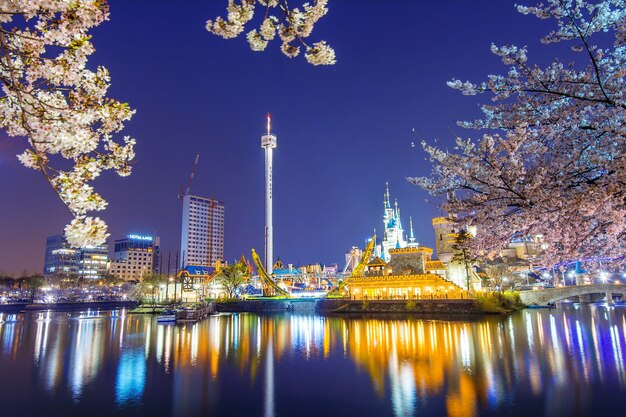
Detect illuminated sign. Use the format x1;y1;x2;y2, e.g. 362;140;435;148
128;234;153;242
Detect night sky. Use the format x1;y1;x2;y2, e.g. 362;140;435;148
0;1;556;275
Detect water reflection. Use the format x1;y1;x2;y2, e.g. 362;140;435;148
0;305;624;417
116;343;146;405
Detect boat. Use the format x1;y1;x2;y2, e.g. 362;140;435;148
157;310;177;323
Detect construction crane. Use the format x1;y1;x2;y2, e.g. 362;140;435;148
178;154;200;200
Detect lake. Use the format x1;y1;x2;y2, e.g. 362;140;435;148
0;303;624;416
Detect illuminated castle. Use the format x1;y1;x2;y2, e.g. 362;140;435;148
378;182;417;262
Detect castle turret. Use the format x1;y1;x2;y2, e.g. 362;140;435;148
380;184;407;261
408;216;418;247
432;217;455;263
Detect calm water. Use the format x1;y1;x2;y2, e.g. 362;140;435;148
0;304;625;417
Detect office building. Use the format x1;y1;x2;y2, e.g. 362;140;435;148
78;243;109;280
43;234;80;277
44;234;108;280
110;234;160;281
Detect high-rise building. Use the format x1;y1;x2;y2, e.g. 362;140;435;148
110;234;160;281
78;243;109;280
180;195;224;267
43;234;80;277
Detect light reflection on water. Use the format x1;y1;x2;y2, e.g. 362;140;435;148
0;304;624;417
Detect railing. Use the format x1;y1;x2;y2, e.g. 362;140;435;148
359;293;471;301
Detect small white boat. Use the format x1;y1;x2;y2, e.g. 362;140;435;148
157;310;177;323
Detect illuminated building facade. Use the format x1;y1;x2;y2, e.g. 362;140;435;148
43;234;80;277
44;234;108;280
348;246;467;300
345;183;472;298
180;194;225;267
79;243;109;280
110;234;160;281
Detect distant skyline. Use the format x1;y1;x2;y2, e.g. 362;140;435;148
0;1;556;274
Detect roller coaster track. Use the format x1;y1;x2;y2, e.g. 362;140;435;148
329;235;376;296
251;248;291;297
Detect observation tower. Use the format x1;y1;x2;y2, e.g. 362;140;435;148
261;114;277;274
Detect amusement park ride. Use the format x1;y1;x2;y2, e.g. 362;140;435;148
175;236;377;299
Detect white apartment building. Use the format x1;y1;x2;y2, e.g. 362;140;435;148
180;194;224;267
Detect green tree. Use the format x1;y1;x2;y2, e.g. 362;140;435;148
485;259;517;292
99;272;124;287
214;262;250;299
450;229;477;292
26;275;46;303
136;272;166;305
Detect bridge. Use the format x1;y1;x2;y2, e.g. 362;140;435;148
519;284;626;306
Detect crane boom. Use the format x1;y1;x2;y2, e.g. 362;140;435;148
179;154;200;199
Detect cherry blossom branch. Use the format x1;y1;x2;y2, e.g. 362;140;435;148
0;1;137;247
206;0;336;65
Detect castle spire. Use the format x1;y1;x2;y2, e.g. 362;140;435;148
385;181;391;208
409;216;415;243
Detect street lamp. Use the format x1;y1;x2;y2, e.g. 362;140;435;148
598;271;609;283
193;283;200;303
159;284;165;304
147;284;154;306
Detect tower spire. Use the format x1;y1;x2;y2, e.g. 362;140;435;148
409;216;415;243
385;181;391;208
266;112;271;135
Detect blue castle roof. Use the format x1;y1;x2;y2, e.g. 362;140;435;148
183;265;215;276
273;268;302;276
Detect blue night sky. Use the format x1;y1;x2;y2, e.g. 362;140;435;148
0;1;556;274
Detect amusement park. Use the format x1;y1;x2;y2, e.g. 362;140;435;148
149;112;625;314
154;115;478;308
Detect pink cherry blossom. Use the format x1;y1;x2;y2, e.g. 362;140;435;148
410;0;626;269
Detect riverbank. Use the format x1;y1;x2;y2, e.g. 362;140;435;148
473;291;525;313
0;300;138;313
216;298;483;315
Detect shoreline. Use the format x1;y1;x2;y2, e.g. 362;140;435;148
0;300;138;313
216;298;485;315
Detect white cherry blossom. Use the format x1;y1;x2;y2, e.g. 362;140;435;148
0;1;136;247
207;0;335;65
